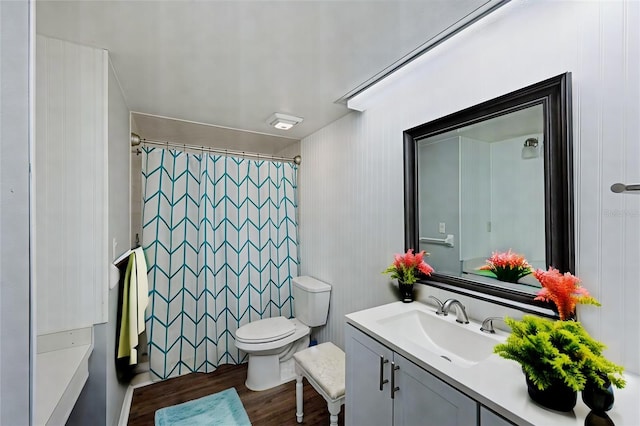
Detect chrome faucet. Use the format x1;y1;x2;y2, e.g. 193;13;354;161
480;316;505;334
442;299;469;324
427;296;445;315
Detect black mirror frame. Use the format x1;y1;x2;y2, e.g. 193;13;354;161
403;73;573;316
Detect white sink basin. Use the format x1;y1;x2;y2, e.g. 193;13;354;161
376;309;505;367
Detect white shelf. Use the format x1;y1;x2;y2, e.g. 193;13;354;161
35;329;93;426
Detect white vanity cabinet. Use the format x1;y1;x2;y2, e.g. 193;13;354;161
346;302;639;426
346;324;476;426
345;323;394;425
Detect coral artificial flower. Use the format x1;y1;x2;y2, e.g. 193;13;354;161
478;249;532;283
533;267;601;320
383;249;434;285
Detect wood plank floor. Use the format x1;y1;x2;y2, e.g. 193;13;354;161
128;364;345;426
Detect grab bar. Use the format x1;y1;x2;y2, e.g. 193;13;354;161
419;234;455;248
611;183;640;193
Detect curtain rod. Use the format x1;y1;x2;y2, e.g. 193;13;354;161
131;134;301;165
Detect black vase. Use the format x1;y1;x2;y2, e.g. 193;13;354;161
585;411;615;426
582;376;615;413
525;374;577;412
398;282;414;303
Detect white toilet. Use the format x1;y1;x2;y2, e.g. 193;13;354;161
234;276;331;391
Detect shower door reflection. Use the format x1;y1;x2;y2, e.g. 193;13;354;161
417;104;545;293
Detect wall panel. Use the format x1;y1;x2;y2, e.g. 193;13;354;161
300;0;640;374
0;0;32;422
35;35;108;333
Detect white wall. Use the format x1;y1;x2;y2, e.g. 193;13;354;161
35;35;108;333
68;59;130;426
36;35;127;425
105;59;130;426
489;133;545;265
0;0;32;423
300;0;640;374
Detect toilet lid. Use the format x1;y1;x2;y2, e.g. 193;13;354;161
235;316;296;344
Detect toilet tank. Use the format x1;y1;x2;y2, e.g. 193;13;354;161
292;276;331;327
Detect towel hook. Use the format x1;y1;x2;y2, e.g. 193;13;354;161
611;183;640;193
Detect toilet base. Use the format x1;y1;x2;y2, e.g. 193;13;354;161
243;336;310;391
246;357;296;391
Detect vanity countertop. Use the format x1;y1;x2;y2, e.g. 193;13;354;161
345;301;640;426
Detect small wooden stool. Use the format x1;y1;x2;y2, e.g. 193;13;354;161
293;342;346;426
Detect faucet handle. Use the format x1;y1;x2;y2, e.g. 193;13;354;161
441;299;470;324
427;296;445;315
480;316;504;334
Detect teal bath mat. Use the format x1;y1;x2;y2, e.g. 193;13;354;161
155;387;251;426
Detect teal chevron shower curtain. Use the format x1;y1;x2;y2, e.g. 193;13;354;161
141;147;299;381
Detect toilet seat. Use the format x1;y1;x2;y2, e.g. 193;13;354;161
235;316;295;344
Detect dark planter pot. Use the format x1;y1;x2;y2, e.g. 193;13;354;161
582;376;615;413
525;374;577;412
494;269;527;284
398;282;414;303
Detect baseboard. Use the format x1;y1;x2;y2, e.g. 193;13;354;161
117;372;153;426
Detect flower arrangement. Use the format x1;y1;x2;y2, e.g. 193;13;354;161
533;267;601;320
383;249;434;285
478;249;532;283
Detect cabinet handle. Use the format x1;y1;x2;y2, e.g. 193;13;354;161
379;356;389;391
390;362;400;399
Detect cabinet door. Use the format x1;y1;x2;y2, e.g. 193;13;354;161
345;325;394;426
393;354;477;426
480;406;515;426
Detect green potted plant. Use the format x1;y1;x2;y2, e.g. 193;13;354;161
494;267;625;412
494;316;625;412
383;249;434;302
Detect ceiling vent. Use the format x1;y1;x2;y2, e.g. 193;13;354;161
266;113;303;130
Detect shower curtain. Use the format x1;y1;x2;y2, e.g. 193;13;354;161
141;146;299;381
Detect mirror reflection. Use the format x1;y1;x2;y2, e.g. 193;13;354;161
417;104;545;294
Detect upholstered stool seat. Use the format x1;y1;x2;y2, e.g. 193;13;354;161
293;342;345;426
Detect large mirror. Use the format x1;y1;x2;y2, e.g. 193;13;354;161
404;73;573;311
